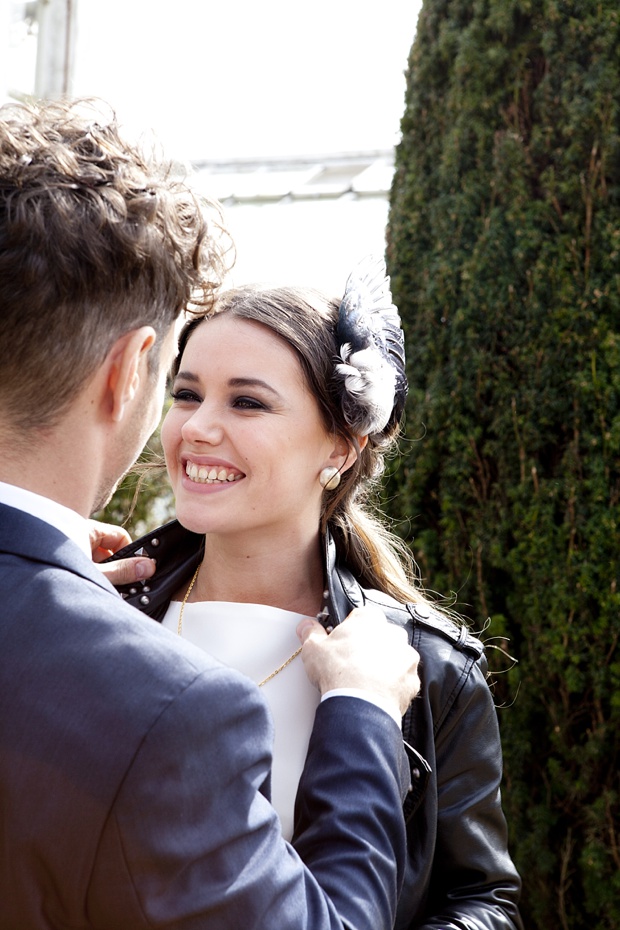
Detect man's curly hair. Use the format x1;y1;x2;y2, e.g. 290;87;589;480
0;97;232;430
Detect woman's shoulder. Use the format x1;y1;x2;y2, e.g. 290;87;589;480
332;559;484;666
362;586;485;661
362;588;496;746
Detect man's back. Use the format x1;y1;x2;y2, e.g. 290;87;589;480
0;505;264;925
0;503;413;929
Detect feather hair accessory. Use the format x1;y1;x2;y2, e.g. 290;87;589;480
335;256;407;436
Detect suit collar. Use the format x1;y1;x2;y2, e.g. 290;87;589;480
0;481;91;558
0;502;117;597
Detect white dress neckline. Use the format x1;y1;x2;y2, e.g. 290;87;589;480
161;599;320;840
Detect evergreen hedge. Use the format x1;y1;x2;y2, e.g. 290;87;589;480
387;2;619;927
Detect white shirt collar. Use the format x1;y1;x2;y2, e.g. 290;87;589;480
0;481;92;559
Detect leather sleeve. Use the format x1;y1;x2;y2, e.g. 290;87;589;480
420;653;523;930
88;672;410;930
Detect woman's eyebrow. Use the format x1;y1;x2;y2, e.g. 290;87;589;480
173;370;200;383
228;377;281;398
173;372;283;400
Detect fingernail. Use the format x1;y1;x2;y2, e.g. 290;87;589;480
135;559;155;580
296;618;315;641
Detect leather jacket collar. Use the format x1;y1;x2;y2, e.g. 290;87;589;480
111;519;366;630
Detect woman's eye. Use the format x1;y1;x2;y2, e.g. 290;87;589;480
233;396;266;410
170;388;201;403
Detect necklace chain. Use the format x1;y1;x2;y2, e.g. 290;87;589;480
177;564;200;635
177;564;304;687
256;646;303;687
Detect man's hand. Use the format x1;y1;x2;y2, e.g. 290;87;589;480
297;605;420;719
87;519;156;586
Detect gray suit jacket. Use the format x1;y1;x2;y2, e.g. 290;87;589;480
0;504;409;929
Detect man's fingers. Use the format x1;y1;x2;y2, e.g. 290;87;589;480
297;617;328;645
98;557;156;586
341;604;388;625
340;605;409;643
88;520;132;560
299;604;421;717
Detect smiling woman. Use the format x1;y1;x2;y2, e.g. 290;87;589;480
110;258;523;930
162;313;354;552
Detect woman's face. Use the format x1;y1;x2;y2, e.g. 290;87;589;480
161;314;344;542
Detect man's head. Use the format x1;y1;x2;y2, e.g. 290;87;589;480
0;97;229;434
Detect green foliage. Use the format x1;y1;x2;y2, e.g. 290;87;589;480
387;1;620;927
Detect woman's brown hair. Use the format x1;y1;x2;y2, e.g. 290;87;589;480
175;285;427;605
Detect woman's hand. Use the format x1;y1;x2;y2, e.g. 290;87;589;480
88;519;156;586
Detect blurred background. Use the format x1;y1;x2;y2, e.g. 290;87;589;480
1;0;422;292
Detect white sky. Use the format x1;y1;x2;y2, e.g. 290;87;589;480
4;0;422;290
71;0;422;161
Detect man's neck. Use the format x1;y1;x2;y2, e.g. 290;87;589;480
0;481;93;557
0;465;89;517
0;419;95;518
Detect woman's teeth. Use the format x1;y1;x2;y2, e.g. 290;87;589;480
185;462;243;484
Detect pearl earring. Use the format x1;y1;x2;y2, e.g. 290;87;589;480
319;466;341;491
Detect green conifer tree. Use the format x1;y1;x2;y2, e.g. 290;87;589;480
387;2;619;927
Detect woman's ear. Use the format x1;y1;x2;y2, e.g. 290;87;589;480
328;433;368;475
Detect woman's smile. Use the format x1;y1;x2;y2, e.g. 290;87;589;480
161;314;342;537
184;460;245;485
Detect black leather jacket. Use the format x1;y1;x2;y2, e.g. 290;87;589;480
111;521;523;930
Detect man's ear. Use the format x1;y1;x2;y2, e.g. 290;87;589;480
105;326;156;422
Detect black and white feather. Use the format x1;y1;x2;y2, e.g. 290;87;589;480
335;256;407;436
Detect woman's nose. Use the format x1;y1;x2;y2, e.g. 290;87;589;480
181;406;225;445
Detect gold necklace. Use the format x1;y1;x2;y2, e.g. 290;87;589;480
177;564;302;687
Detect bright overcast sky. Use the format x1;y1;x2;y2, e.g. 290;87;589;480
71;0;422;161
3;0;422;290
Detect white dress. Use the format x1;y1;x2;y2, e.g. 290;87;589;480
162;600;319;841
